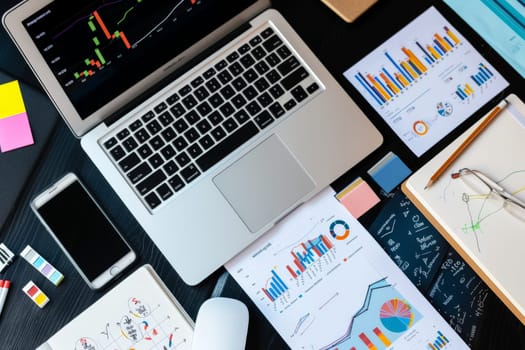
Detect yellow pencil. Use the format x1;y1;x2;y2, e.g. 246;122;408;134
424;99;508;189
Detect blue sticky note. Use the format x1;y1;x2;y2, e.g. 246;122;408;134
368;152;412;193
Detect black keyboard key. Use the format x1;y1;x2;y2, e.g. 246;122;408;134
184;110;200;125
226;51;239;62
284;99;297;110
135;128;151;143
166;92;180;105
137;169;166;195
254;61;270;74
173;136;189;152
219;102;235;117
220;85;235;99
231;94;247;108
266;53;281;67
129;120;143;131
182;95;197;109
175;151;191;167
251;46;266;60
110;145;126;161
168;175;185;192
161;126;177;142
266;69;281;84
234;110;250;124
157;184;174;200
148;154;164;169
203;67;216;79
262;35;283;52
123;136;138;152
179;84;192;96
228;62;244;76
146;120;162;135
188;143;203;158
243;68;259;83
196;122;259;172
261;27;274;39
249;35;262;47
196;119;212;134
160;144;176;160
191;76;204;88
149;135;165;150
141;111;155;122
209;93;224;108
163;160;179;175
269;102;286;118
154;102;168;114
281;67;309;90
238;43;251;55
173;118;189;133
277;56;300;77
181;164;201;183
199;135;215;150
231;77;247;91
206;77;221;92
218;70;233;84
291;85;308;102
240;54;256;68
145;192;161;209
194;86;209;101
257;92;273;107
117;129;130;140
137;144;153;159
242;86;258;100
104;137;117;149
246;101;262;116
277;45;292;59
222;117;238;133
209;111;224;126
254;77;270;92
196;101;212;117
307;82;320;94
254;110;274;129
184;127;200;143
119;153;140;172
215;59;227;71
158;111;174;126
269;84;285;99
170;103;186;118
211;125;227;141
128;162;152;184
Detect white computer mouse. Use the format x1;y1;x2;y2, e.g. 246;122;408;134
191;297;249;350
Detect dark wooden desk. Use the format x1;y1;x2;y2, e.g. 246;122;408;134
0;0;523;349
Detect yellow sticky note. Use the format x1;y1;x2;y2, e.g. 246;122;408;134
0;80;27;119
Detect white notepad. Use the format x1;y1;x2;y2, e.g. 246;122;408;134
402;93;525;324
37;264;194;350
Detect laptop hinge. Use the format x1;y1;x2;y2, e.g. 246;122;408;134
104;22;253;127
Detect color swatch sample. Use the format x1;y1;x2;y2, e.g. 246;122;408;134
336;177;380;218
22;281;49;308
0;80;34;152
20;245;64;286
368;152;412;193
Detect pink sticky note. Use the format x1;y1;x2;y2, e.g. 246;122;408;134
336;178;380;219
0;112;34;152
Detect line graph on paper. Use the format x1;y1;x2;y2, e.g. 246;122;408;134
442;169;525;252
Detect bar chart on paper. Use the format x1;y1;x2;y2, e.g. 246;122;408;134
344;6;508;156
225;189;469;350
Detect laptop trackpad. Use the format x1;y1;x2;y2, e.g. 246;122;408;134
213;135;315;233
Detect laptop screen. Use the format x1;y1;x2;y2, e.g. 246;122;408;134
22;0;258;120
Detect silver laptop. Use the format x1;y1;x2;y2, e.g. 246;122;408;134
3;0;383;285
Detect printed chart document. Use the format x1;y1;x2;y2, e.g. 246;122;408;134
225;188;469;350
37;264;193;350
343;6;508;157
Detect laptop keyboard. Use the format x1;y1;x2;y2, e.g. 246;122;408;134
101;25;321;211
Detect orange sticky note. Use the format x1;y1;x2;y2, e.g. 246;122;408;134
336;177;380;218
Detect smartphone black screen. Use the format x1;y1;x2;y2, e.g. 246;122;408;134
37;180;131;281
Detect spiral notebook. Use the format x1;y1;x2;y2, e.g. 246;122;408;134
402;93;525;324
36;264;194;350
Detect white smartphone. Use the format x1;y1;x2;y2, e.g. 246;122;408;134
31;172;136;290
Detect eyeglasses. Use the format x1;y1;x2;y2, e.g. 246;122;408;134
451;168;525;221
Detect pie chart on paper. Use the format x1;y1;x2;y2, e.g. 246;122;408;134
379;298;415;333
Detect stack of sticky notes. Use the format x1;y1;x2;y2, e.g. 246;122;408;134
0;80;34;152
